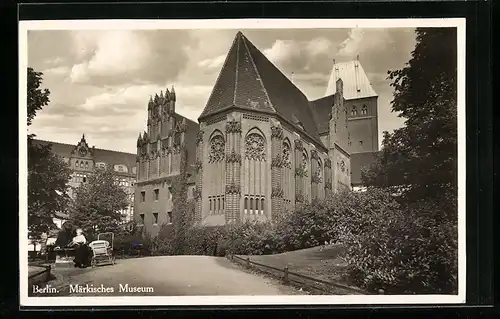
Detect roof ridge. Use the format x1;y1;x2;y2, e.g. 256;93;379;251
33;138;136;155
240;34;276;113
199;34;239;118
232;33;240;107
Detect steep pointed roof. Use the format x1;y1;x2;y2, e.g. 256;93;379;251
324;60;377;100
199;32;321;142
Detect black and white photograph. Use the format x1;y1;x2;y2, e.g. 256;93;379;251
20;19;466;307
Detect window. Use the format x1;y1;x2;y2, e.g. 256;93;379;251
209;199;212;214
82;176;87;183
261;198;265;214
244;197;248;212
222;198;224;210
361;105;368;115
139;213;145;224
118;166;124;172
217;198;220;213
154;189;159;201
153;213;158;225
140;191;146;202
359;141;363;146
351;106;358;116
250;197;254;213
167;212;173;224
85;161;89;169
132;167;137;174
168;187;173;200
75;161;79;168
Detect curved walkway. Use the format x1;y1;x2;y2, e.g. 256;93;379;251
42;256;301;296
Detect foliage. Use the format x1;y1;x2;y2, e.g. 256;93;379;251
335;188;458;294
27;67;50;127
170;148;191;254
275;199;341;251
361;28;458;204
70;166;129;239
27;67;72;241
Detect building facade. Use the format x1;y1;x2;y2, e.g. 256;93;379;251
33;135;137;223
135;31;380;234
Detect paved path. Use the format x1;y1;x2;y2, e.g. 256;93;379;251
35;256;300;296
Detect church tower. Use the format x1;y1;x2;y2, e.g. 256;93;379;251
325;58;379;154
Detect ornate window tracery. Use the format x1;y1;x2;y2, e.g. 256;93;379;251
245;133;266;161
208;135;225;163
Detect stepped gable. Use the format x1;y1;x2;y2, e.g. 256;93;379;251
324;60;377;100
199;31;322;144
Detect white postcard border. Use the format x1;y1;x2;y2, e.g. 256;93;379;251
19;18;467;307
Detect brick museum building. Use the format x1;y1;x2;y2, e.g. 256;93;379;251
135;31;381;236
33;135;137;223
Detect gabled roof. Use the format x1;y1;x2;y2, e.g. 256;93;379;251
32;139;137;175
199;31;322;143
325;60;377;100
309;95;335;135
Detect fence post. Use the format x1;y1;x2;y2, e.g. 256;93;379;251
283;266;289;284
246;257;250;268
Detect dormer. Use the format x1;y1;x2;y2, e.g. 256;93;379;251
95;162;107;170
114;164;128;173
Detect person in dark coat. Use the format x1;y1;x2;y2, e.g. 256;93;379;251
55;222;75;248
70;228;91;268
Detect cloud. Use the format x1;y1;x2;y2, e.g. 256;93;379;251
69;31;152;84
28;28;417;154
44;56;65;66
67;30;194;86
43;66;71;76
198;55;226;69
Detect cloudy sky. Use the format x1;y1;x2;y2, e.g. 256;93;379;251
27;27;416;154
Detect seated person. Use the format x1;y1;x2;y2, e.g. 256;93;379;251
54;222;76;250
70;229;91;268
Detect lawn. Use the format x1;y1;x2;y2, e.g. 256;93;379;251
238;244;361;291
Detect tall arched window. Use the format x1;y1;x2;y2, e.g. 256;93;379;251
244;129;267;218
75;161;80;168
244;197;248;213
302;151;309;201
261;198;265;214
361;105;368;115
282;139;293;211
209;199;212;215
208;131;225;216
85;161;89;169
351;106;358;116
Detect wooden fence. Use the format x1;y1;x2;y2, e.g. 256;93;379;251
228;254;370;295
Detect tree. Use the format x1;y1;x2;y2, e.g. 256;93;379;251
27;67;50;127
27;67;72;243
70;167;129;239
362;28;458;203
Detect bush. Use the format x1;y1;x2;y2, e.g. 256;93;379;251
275;199;341;251
335;188;458;294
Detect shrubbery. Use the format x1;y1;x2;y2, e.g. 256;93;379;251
333;188;458;294
143;186;457;294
